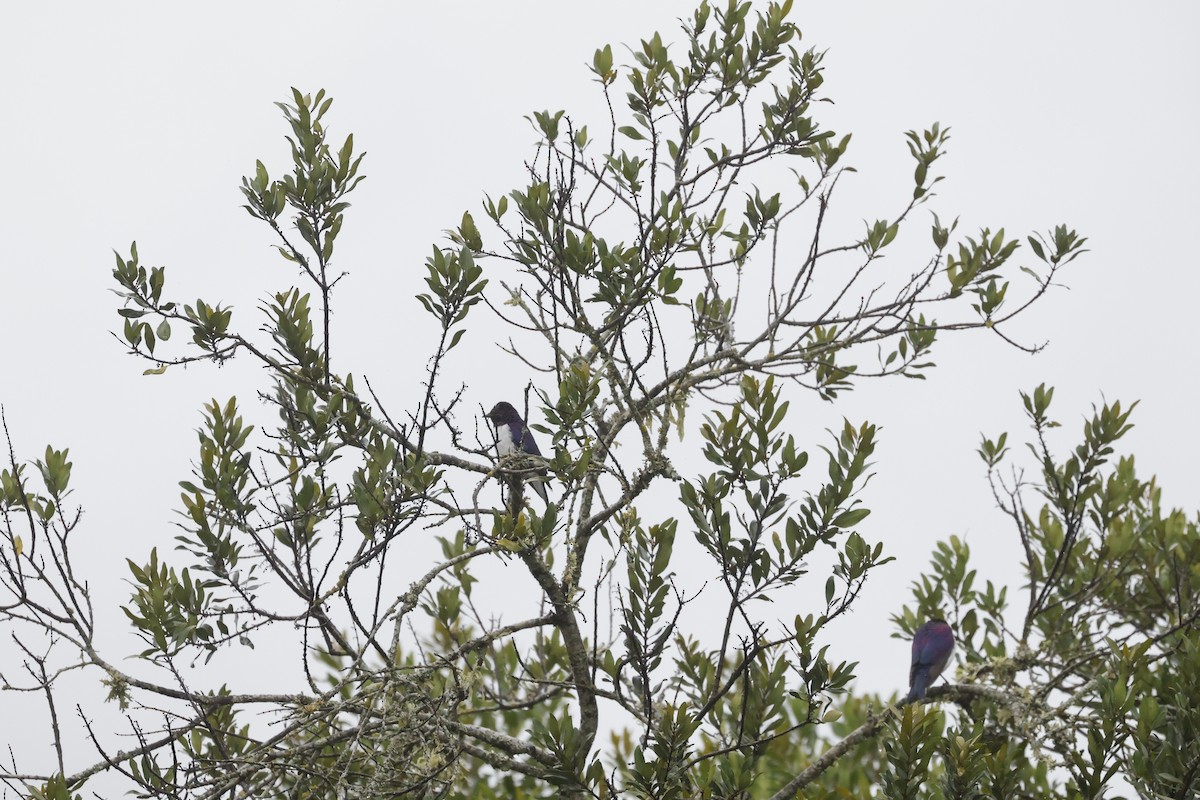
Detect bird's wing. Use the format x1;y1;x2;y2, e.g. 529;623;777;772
927;641;953;679
515;421;543;457
915;640;941;667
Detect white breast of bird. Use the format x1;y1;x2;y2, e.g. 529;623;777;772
495;424;517;456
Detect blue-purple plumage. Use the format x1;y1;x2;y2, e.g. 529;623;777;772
486;402;549;503
905;618;955;704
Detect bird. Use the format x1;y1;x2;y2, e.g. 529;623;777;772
485;401;549;504
905;618;955;704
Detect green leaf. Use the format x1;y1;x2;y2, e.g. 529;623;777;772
460;211;482;251
833;508;870;528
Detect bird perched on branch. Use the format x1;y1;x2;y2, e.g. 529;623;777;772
905;618;955;704
486;401;549;504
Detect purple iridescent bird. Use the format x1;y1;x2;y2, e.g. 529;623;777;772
905;618;955;704
486;402;549;503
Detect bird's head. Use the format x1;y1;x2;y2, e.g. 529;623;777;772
486;402;520;426
926;618;956;644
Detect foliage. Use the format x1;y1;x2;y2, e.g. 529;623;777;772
3;2;1194;799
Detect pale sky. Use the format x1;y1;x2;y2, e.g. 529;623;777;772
1;0;1198;782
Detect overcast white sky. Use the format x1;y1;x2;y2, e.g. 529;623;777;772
2;0;1198;779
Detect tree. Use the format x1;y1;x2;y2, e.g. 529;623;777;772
2;1;1195;798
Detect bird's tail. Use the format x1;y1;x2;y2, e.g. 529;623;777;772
530;478;549;504
905;671;929;705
